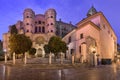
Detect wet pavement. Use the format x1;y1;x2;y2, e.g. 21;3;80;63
0;63;120;80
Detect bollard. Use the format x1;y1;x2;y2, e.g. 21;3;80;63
13;52;16;64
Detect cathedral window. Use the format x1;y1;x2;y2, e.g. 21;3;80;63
70;49;74;54
26;23;29;25
42;27;45;33
39;21;41;24
51;30;53;32
26;30;29;32
35;27;37;33
39;27;41;32
79;46;81;53
51;16;53;18
68;36;71;43
35;21;37;24
80;33;83;39
43;22;45;24
51;23;53;25
26;16;29;18
62;32;64;35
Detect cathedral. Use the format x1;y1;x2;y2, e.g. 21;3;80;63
3;6;117;65
3;8;75;57
62;6;117;65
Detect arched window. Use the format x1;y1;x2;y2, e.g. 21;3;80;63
79;46;81;53
71;49;74;54
42;27;45;33
43;22;45;24
26;16;29;18
51;30;53;32
26;30;29;32
39;27;41;32
39;21;41;24
26;23;29;25
35;27;37;33
35;21;37;24
68;36;71;43
51;16;53;18
51;23;53;25
80;33;83;39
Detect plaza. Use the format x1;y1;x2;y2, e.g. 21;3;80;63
0;58;120;80
0;0;120;80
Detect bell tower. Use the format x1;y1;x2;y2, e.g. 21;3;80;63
45;8;56;33
23;8;35;33
87;6;97;17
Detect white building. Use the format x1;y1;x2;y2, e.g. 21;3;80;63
62;6;117;65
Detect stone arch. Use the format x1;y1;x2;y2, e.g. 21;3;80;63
86;36;97;54
36;48;43;57
35;36;45;45
86;36;97;66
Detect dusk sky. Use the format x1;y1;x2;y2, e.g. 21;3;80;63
0;0;120;44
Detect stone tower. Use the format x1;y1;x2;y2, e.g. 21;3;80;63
45;8;56;33
23;8;35;33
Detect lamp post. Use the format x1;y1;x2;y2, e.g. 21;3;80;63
93;51;96;66
91;47;96;66
4;49;7;63
49;52;52;64
96;54;100;65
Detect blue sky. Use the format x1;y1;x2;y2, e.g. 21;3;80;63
0;0;120;44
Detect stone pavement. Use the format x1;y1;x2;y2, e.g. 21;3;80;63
0;57;85;69
0;58;120;80
0;64;118;80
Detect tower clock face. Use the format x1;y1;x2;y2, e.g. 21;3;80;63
36;36;45;45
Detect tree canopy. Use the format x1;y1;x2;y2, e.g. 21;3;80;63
10;25;18;35
0;40;3;55
44;44;50;54
9;34;32;54
44;36;68;56
29;48;36;55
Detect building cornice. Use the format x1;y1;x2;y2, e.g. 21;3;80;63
77;21;100;31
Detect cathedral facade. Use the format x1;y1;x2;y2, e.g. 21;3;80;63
3;8;75;57
62;6;117;65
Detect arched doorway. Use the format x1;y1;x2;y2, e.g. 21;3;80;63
36;48;42;57
86;36;97;66
35;36;46;57
89;45;96;66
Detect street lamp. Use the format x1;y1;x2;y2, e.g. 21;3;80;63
91;47;96;66
96;54;100;65
4;49;7;63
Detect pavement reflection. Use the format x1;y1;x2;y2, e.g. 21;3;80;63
0;63;120;80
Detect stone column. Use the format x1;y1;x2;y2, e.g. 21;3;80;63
81;43;87;63
49;52;52;64
24;52;27;64
13;52;16;64
67;50;70;60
